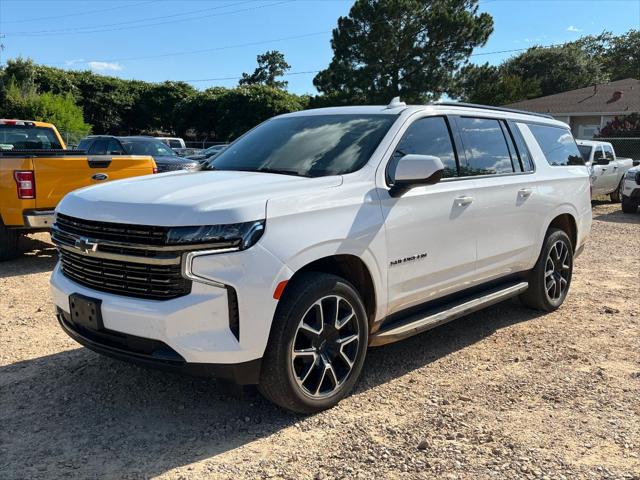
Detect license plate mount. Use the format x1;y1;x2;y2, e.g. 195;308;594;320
69;293;104;332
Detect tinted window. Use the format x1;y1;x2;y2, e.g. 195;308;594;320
0;125;62;150
509;122;535;172
593;147;605;161
106;138;123;155
207;114;396;177
528;124;584;166
458;117;515;176
603;145;615;161
88;138;108;155
168;139;182;148
390;116;457;178
121;139;176;157
578;145;592;162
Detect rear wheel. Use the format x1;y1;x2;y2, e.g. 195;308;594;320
0;220;20;261
520;228;573;311
259;272;368;414
621;195;638;214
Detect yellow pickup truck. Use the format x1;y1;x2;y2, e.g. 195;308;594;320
0;119;157;260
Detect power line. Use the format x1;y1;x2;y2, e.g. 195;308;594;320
3;0;293;37
180;43;563;83
0;0;160;24
49;30;328;66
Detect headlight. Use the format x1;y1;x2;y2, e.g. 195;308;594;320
167;220;265;250
625;170;636;180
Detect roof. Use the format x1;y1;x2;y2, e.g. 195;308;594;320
506;78;640;115
576;139;612;147
280;103;567;127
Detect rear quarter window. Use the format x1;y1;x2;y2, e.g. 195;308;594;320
528;124;584;166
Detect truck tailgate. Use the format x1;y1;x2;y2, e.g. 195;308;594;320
32;155;154;209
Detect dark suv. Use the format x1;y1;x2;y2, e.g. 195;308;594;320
77;136;199;173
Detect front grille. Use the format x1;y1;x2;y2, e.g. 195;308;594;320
59;249;191;300
53;214;193;300
55;213;168;245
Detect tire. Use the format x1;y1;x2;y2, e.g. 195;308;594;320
258;272;369;414
610;179;623;203
520;228;573;312
0;219;20;261
621;195;638;214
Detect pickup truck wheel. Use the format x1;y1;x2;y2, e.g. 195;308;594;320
0;220;20;261
520;228;573;312
609;180;623;203
258;272;368;414
621;195;639;214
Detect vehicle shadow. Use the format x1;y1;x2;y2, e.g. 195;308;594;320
0;235;57;278
593;208;640;224
0;300;543;479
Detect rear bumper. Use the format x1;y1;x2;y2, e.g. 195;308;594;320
23;209;55;228
57;307;262;384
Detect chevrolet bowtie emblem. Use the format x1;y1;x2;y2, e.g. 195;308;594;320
75;237;98;254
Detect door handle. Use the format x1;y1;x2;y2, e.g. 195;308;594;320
455;196;474;206
601;168;607;172
518;188;533;198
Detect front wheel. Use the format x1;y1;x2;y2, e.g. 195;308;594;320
520;228;573;311
610;179;623;203
621;195;638;214
259;272;368;414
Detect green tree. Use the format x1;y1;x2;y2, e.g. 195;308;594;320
2;82;91;144
134;81;197;133
313;0;493;104
239;50;291;89
453;63;541;105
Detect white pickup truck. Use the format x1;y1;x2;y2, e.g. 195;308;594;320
577;140;634;202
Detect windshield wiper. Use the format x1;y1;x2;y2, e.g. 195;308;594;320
255;167;308;177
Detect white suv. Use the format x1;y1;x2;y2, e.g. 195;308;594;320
621;166;640;213
50;101;592;413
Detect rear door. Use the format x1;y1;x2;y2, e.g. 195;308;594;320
451;116;544;281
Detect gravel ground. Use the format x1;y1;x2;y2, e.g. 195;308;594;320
1;202;638;480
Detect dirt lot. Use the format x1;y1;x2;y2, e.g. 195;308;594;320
1;202;638;480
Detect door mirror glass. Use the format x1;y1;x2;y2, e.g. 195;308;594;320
593;149;609;165
390;154;444;195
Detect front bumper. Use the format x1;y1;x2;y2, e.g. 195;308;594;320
56;307;261;384
622;181;640;200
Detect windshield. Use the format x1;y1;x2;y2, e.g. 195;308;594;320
0;125;63;150
578;145;593;162
120;138;176;157
205;114;397;177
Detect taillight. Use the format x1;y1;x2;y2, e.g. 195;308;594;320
153;166;158;174
14;170;35;199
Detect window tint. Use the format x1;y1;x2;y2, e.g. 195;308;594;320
603;145;615;161
593;147;605;161
578;145;592;162
0;126;62;150
458;117;514;176
509;122;535;172
106;138;123;155
528;124;584;166
391;116;457;178
168;139;182;148
77;138;92;151
88;138;108;155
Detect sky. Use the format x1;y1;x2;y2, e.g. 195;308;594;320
0;0;638;95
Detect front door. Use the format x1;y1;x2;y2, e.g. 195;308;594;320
379;116;478;315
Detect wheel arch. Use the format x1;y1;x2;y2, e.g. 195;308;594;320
280;254;378;326
547;212;577;251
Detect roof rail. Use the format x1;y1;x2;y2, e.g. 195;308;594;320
431;101;554;120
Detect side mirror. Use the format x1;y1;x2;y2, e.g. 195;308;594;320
594;157;610;166
389;154;444;196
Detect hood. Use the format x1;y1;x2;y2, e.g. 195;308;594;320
57;170;342;226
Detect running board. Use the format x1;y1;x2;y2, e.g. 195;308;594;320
369;281;529;347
